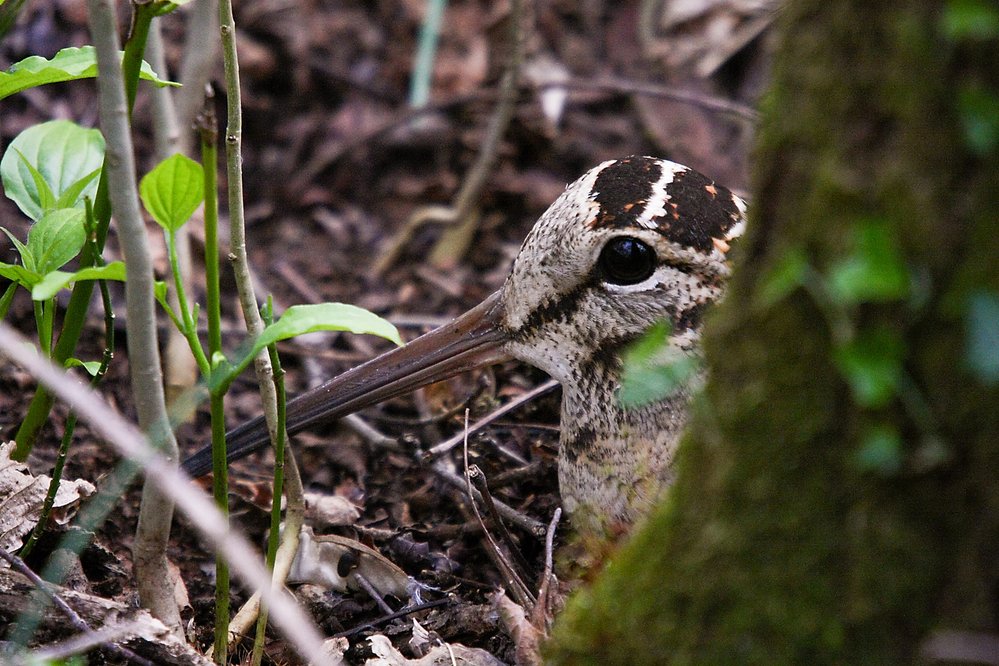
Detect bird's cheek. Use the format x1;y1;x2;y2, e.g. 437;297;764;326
504;337;577;385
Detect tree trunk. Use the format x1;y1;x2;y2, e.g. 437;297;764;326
549;1;999;663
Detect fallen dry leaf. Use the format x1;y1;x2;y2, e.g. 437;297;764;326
0;441;96;552
288;525;414;600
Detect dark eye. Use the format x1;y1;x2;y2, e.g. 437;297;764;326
598;237;656;285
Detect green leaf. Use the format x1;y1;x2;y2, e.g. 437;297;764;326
139;153;205;232
833;328;905;408
212;303;402;391
622;320;671;362
253;303;403;353
153;280;171;310
27;208;86;275
153;280;183;328
210;350;228;369
618;321;700;409
15;150;56;212
0;261;40;287
828;220;909;305
31;261;126;301
757;248;808;307
55;167;102;209
0;281;17;320
941;0;999;40
1;226;35;273
0;45;179;100
957;85;999;156
966;290;999;384
65;357;102;376
853;423;903;476
1;120;105;220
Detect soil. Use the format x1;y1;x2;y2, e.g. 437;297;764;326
0;0;767;662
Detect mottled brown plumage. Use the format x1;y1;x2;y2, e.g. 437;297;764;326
183;156;747;531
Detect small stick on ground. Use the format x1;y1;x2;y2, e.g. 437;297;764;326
532;507;561;629
0;550;154;666
431;461;546;536
468;465;533;581
354;573;396;616
462;411;535;608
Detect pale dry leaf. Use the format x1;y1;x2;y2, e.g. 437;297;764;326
523;54;570;128
366;633;506;666
493;590;543;666
643;0;779;75
308;637;348;666
303;491;361;527
0;440;96;552
409;618;435;657
288;525;412;599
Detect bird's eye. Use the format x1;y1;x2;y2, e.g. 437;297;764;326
598;237;656;285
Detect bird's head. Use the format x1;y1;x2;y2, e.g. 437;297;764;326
499;156;747;384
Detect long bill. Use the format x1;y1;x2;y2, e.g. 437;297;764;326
182;291;511;478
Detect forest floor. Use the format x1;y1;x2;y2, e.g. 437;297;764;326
0;1;768;662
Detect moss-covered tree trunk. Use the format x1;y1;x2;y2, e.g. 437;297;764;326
549;2;999;663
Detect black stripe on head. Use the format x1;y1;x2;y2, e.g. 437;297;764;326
657;170;742;253
590;156;662;229
509;279;591;341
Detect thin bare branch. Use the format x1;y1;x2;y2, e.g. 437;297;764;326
87;0;181;632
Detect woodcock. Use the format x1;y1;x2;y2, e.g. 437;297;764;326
183;156;747;532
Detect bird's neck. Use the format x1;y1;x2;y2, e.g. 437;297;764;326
556;355;693;533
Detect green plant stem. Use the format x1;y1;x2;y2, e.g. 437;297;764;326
217;0;290;655
123;4;157;111
251;301;287;666
166;232;210;374
409;0;447;108
209;387;229;660
197;87;231;662
19;417;75;560
32;300;50;355
201;109;222;357
20;219;115;559
215;4;243;651
12;1;159;460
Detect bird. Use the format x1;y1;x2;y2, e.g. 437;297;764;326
182;156;747;534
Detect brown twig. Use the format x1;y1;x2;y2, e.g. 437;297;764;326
334;597;452;639
532;507;561;629
431;460;546;536
463;411;535;608
468;465;533;582
0;549;153;666
489;460;547;489
548;76;759;121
